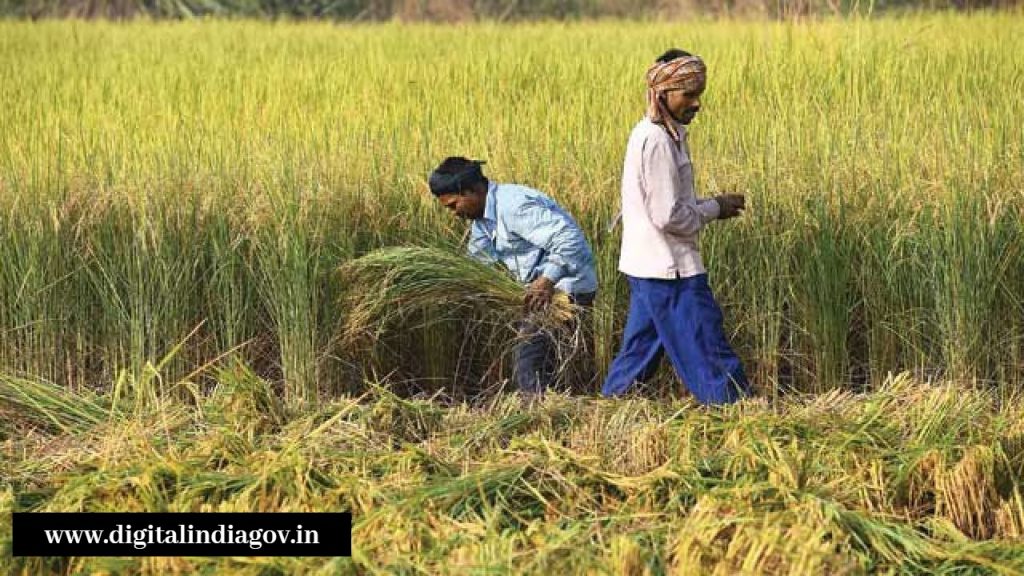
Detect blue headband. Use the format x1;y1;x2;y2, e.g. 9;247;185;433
429;161;486;196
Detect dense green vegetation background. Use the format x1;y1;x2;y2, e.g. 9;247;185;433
3;16;1023;400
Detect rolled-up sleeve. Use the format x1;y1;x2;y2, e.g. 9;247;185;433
641;136;719;237
507;200;592;285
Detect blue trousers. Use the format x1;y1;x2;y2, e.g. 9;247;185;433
602;274;749;404
515;291;595;394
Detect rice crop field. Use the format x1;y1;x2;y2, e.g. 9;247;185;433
1;13;1023;574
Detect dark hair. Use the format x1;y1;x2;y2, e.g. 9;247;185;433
435;156;483;176
429;156;488;196
656;49;692;63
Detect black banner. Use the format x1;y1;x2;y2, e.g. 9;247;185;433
12;512;351;557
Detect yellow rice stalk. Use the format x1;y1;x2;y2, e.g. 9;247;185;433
937;445;999;540
669;497;856;575
607;535;651;576
995;488;1024;541
905;450;944;516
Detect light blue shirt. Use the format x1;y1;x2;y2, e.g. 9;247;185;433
468;182;598;295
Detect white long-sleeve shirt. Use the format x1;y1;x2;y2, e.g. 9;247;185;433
618;117;720;279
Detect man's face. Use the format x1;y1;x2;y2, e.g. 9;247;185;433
664;83;705;125
438;185;485;220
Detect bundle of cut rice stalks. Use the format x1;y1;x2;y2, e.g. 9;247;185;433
338;246;575;348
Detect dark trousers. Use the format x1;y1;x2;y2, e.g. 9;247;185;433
601;274;748;405
514;291;596;394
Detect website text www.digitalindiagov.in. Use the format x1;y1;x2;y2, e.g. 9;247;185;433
44;522;320;550
13;512;351;557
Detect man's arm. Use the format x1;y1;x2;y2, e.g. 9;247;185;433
641;136;719;236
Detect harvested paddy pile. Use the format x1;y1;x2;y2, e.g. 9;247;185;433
339;245;575;346
3;370;1023;574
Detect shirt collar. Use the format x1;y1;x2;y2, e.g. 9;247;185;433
645;115;688;143
483;181;498;223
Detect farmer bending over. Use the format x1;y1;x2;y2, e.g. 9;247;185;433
430;156;598;399
602;49;750;405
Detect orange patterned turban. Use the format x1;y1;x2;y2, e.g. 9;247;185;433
645;55;707;142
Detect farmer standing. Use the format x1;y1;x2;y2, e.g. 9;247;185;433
602;49;750;404
429;157;598;398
